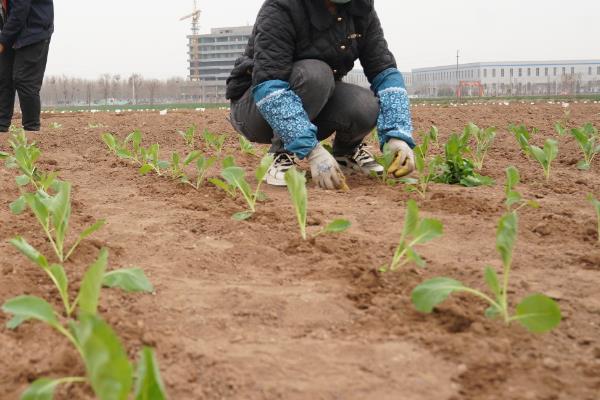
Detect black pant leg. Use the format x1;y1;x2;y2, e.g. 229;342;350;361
229;59;336;154
0;47;16;131
13;39;50;131
313;82;380;156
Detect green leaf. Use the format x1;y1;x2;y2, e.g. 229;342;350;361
78;248;109;316
78;220;106;243
10;196;27;215
485;305;502;319
284;167;308;240
405;247;426;268
543;139;558;163
102;268;154;293
71;315;133;400
209;178;233;195
139;164;154;175
2;296;58;329
0;150;10;159
101;133;117;151
411;277;466;313
232;211;254;221
496;212;518;268
23;192;50;230
134;347;168;400
322;219;351;234
10;236;49;268
183;151;201;166
46;181;72;249
222;167;252;199
505;166;520;191
529;145;546;164
515;294;562;334
49;264;69;300
484;266;501;298
222;155;235;168
20;378;62;400
412;218;444;244
255;154;274;182
16;174;31;186
403;200;419;237
576;160;590;170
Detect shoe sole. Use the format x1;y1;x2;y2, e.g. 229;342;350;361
264;174;288;187
336;158;384;176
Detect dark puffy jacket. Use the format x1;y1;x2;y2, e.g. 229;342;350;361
0;0;54;49
226;0;396;100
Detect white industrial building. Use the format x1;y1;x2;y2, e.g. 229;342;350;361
412;60;600;97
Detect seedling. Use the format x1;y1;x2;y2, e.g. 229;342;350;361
588;194;600;243
20;181;105;263
220;154;273;220
569;123;599;170
374;143;401;185
504;166;539;212
203;130;227;154
139;143;170;176
401;134;442;198
465;122;497;170
178;124;197;149
49;122;63;129
434;132;494;187
209;156;238;198
187;154;216;190
379;200;443;272
88;122;106;129
284;167;350;240
2;246;163;399
412;211;562;334
239;135;257;156
424;126;439;146
528;139;558;181
554;108;571;136
508;124;538;158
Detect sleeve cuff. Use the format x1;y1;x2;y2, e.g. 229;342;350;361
380;131;416;150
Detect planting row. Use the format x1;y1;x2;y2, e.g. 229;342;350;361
0;129;168;400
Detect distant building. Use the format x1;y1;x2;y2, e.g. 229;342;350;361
182;26;253;103
412;60;600;97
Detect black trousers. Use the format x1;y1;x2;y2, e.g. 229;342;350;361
230;59;380;156
0;39;50;132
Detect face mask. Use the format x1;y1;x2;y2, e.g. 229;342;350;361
330;0;352;3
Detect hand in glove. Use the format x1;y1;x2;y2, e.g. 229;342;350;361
387;138;415;178
308;144;348;190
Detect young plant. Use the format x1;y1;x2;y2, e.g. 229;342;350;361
412;211;562;334
374;143;402;185
401;133;443;198
187;154;216;190
139;143;170;177
528;139;558;181
49;122;63;129
434;132;494;187
284;167;351;240
2;248;164;399
465;122;497;170
554;108;571;137
178;124;197;149
20;181;105;263
239;135;257;156
203;130;227;154
380;199;443;272
569;123;599;170
221;154;273;220
508;124;538;158
209;156;238;198
504;166;539;212
588;194;600;243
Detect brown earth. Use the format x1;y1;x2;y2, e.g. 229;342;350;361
1;102;600;400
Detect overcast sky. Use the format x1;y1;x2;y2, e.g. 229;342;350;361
46;0;600;79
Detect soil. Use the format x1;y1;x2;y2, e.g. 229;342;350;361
1;102;600;400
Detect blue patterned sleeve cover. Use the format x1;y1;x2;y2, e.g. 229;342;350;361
252;80;318;159
371;68;416;149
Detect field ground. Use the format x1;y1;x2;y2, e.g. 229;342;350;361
1;104;600;400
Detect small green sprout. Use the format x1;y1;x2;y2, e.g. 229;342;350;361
528;139;558;181
221;154;274;220
412;212;562;334
178;124;197;149
139;143;170;177
209;157;238;198
401;134;442;198
189;154;216;190
380;199;443;272
465;122;497;170
239;135;257;156
49;122;63;129
504;166;539;212
434;132;494;187
374;143;401;185
284;167;351;240
569;123;599;170
588;194;600;243
508;124;538;158
203;131;227;154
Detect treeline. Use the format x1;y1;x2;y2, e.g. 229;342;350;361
41;74;186;106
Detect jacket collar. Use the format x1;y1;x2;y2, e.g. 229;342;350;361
306;0;373;31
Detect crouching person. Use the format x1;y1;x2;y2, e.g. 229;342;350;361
226;0;415;190
0;0;54;132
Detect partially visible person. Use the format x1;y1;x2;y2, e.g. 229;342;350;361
0;0;54;132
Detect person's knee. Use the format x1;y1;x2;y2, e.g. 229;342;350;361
290;59;335;99
13;75;37;96
347;91;379;134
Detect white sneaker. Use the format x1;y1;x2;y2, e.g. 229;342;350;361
335;144;384;176
264;152;297;186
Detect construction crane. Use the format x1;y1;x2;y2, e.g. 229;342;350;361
180;0;201;35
